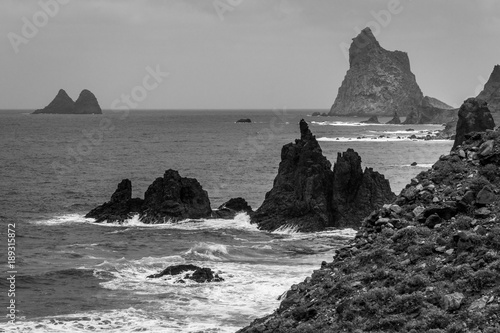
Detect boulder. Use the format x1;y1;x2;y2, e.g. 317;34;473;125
360;116;380;124
311;112;321;117
329;27;424;116
147;264;224;283
212;197;253;219
452;98;495;149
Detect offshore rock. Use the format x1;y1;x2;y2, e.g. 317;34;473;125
147;264;224;283
251;119;334;232
329;27;424;116
402;99;458;124
251;120;394;232
86;170;212;223
452;98;495;149
386;112;401;124
74;89;102;114
477;65;500;113
85;179;143;223
212;197;253;219
32;89;76;114
331;149;395;228
236;118;252;123
361;115;380;124
33;89;102;114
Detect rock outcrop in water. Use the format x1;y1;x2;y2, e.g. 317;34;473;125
329;27;424;116
238;122;500;333
477;65;500;113
251;119;394;232
386;112;401;124
33;89;102;114
86;169;212;223
452;98;495;149
212;197;253;219
147;264;224;283
361;115;380;124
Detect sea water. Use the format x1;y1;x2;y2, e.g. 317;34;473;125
0;110;452;332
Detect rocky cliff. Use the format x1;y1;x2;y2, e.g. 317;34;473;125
238;117;500;333
329;27;424;116
33;89;102;114
477;65;500;113
453;98;496;149
251;119;394;232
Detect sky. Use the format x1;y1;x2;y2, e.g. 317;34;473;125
1;0;499;110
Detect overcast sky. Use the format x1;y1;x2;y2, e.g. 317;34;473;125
1;0;499;110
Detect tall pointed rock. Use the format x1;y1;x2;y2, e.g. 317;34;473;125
329;27;424;116
32;89;75;114
477;65;500;113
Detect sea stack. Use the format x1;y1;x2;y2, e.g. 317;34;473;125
329;27;424;116
452;98;495;149
251;119;394;232
386;112;401;124
33;89;102;114
477;65;500;113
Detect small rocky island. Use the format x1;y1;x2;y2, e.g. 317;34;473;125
238;98;500;333
32;89;102;114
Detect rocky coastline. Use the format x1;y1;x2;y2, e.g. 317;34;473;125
237;98;500;333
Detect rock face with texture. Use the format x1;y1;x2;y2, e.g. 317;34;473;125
33;89;102;114
452;98;495;149
238;122;500;333
86;169;212;223
251;119;394;232
386;112;401;124
74;89;102;114
477;65;500;113
329;27;424;116
212;197;253;219
403;105;458;125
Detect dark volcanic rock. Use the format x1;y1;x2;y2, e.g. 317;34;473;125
403;105;458;125
32;89;75;114
477;65;500;113
212;197;253;219
360;115;380;124
85;179;143;223
386;112;401;124
329;27;424;116
236;118;251;123
251;119;394;232
452;98;495;149
74;89;102;114
311;112;321;117
422;96;454;110
140;169;212;223
251;119;334;232
331;149;395;228
86;169;212;223
33;89;102;114
147;264;224;283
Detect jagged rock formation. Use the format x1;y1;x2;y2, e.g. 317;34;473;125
361;115;380;124
251;119;394;232
422;96;454;110
32;89;75;114
386;112;401;124
403;105;458;125
329;27;424;116
453;98;495;149
238;125;500;333
477;65;500;113
212;197;253;219
74;89;102;114
86;169;212;223
33;89;102;114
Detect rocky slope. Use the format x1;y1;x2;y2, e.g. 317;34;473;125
477;65;500;113
33;89;102;114
251;119;394;232
329;27;424;116
422;96;454;110
238;99;500;333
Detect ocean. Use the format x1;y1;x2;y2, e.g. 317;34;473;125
0;109;452;332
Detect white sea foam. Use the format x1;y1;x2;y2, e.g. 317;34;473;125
184;242;230;261
31;213;95;225
317;136;451;142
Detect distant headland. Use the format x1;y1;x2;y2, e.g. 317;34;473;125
32;89;102;114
